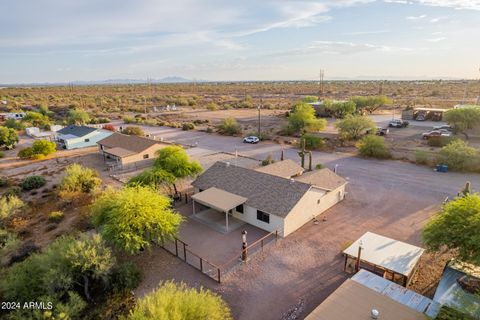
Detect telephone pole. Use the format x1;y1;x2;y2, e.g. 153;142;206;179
319;69;325;100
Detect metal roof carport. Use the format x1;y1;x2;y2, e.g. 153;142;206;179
191;187;247;232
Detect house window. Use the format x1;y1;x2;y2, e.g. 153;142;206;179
257;210;270;223
236;204;244;214
84;138;90;142
143;154;149;159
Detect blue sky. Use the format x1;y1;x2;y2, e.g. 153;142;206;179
1;0;479;83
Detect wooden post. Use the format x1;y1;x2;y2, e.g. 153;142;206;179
225;211;229;232
261;239;264;251
355;246;362;272
183;242;187;261
200;258;203;272
217;268;221;283
175;239;178;257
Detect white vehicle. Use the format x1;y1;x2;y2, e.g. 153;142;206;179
243;136;260;144
433;124;452;131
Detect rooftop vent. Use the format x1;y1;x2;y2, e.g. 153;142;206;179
371;309;379;319
225;162;230;167
290;178;295;184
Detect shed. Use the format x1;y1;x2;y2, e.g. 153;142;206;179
342;232;424;286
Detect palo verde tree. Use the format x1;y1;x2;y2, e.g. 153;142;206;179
153;145;203;195
335;115;376;140
422;194;480;264
91;185;183;254
443;107;480;139
0;126;19;149
350;95;392;114
68;108;91;125
286;103;326;135
126;281;232;320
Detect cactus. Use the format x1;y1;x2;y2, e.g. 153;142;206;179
461;181;472;196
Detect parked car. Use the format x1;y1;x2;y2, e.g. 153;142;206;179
422;130;452;139
243;136;260;144
366;127;389;136
388;119;409;128
416;112;426;121
433;124;452;131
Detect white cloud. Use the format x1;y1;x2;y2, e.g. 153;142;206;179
427;36;447;41
406;14;427;19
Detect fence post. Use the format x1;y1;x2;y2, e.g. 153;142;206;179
200;258;203;272
175;239;178;257
261;239;264;252
183;242;187;262
218;268;221;283
275;230;278;244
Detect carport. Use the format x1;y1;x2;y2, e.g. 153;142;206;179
191;187;247;232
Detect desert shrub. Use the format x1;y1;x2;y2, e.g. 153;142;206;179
126;281;232;320
439;140;480;172
435;306;476;320
427;136;454;147
182;122;195;131
59;163;101;194
4;119;25;130
0;151;4;158
261;154;275;166
48;211;64;222
315;163;323;170
218;118;241;135
286;103;326;135
0;228;21;258
206;102;219;111
111;262;142;292
3;186;21;199
0;176;11;187
223;103;233;110
206;127;213;134
0;126;19;149
123;116;136;124
121;126;144;136
415;150;430;165
335;115;376;140
0;195;24;221
301;134;325;150
21;175;46;191
356;135;391;159
18;140;56;159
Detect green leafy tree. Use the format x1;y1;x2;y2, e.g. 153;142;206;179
422;194;480;264
68;108;91;125
301;96;319;103
444;107;480;139
91;186;183;254
23;111;52;129
154;145;203;194
59;163;101;194
4;119;25;130
286;103;326;135
218;117;241;135
356;135;390;159
126;281;232;320
439;140;479;172
122;126;145;136
301;134;325;150
127;168;175;191
0;126;19;149
18;140;57;159
325;100;356;118
335;115;376;140
350;95;392;114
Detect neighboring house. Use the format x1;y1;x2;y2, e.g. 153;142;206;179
26;126;61;140
57;125;113;150
0;112;26;120
433;260;480;318
305;270;440;320
342;232;424;287
191;160;347;236
254;159;304;178
97;132;166;167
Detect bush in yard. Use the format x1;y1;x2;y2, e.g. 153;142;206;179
91;186;183;254
439;140;479;172
0;126;19;149
427;136;454;147
285;103;326;135
301;134;325;150
315;163;323;170
335;115;376;140
21;175;46;191
218;117;241;135
206;102;219;111
17;140;56;159
59;163;101;194
68;108;91;125
0;228;21;259
48;210;64;222
121;126;144;136
206;127;213;134
2;186;21;199
415;150;430;165
356;135;390;159
111;262;142;292
4;119;25;131
0;176;11;187
261;154;275;166
182;122;195;131
0;151;4;158
126;281;232;320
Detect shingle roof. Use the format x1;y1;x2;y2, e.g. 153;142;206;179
295;168;347;190
57;125;97;137
192;161;312;217
255;159;305;178
97;132;160;153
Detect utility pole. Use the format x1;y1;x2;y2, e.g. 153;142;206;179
319;69;325;100
257;99;262;137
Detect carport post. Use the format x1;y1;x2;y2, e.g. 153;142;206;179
192;200;196;215
225;211;229;232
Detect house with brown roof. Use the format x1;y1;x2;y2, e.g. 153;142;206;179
191;160;347;236
97;132;167;168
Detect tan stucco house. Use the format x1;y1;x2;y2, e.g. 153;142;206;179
191;160;347;237
97;133;166;167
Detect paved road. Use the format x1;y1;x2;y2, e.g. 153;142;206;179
121;124;480;320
